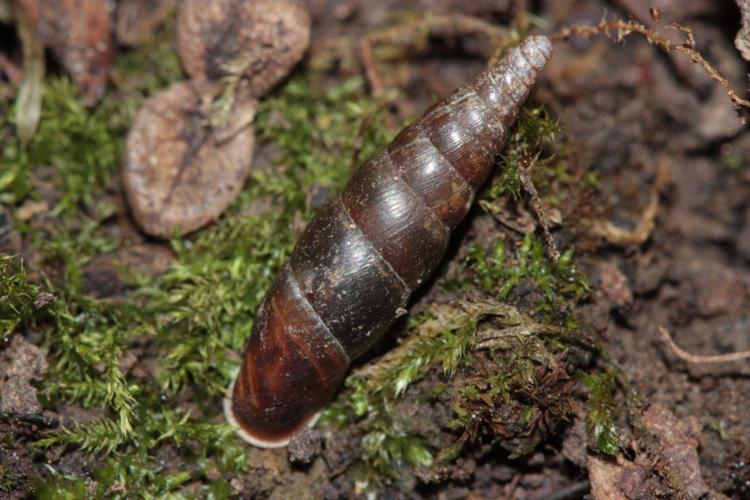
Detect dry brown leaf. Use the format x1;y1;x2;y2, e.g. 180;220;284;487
589;404;712;499
176;0;311;98
588;455;630;500
737;0;750;61
20;0;113;104
123;81;256;238
0;335;49;415
643;404;708;498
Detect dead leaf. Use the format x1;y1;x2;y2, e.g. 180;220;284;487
0;335;48;416
123;81;256;238
176;0;311;97
20;0;114;105
115;0;177;46
588;404;718;499
736;0;750;61
588;455;629;500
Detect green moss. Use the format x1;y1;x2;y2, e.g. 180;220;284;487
256;75;395;202
0;132;32;206
721;152;743;171
580;371;621;456
113;13;184;98
21;78;123;217
708;419;730;441
34;473;90;500
452;341;577;458
465;232;589;313
0;255;38;337
320;303;500;483
484;106;559;201
37;407;245;497
320;300;591;486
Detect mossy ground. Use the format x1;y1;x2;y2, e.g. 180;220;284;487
7;2;744;497
0;25;616;495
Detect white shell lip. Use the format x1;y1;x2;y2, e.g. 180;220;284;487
223;377;321;449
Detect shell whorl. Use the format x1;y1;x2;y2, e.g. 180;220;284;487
226;35;553;447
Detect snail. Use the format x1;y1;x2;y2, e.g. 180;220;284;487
224;35;553;448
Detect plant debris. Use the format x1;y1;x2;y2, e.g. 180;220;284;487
19;0;114;105
176;0;311;98
0;335;48;415
122;81;257;238
115;0;177;46
588;404;715;499
659;326;750;365
598;261;633;309
735;0;750;61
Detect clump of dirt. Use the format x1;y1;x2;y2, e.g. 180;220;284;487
0;335;48;416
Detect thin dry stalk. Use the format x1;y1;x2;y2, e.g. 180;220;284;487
658;326;750;364
552;18;750;116
518;162;560;263
591;157;670;246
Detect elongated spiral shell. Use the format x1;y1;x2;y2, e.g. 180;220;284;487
225;35;553;448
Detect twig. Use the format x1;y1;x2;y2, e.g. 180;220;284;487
591;157;670;246
518;160;560;262
358;38;384;99
552;18;750;117
358;37;396;129
658;326;750;364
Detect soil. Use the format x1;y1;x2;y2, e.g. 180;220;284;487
2;0;750;498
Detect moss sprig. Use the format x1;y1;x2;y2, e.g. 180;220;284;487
0;255;38;337
465;233;589;313
321;300;576;484
484;106;559;201
579;371;621;456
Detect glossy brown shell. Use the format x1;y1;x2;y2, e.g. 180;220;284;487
225;35;553;447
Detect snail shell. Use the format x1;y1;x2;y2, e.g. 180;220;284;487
224;35;553;448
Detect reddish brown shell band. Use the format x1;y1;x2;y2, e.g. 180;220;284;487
225;265;350;447
226;35;553;447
